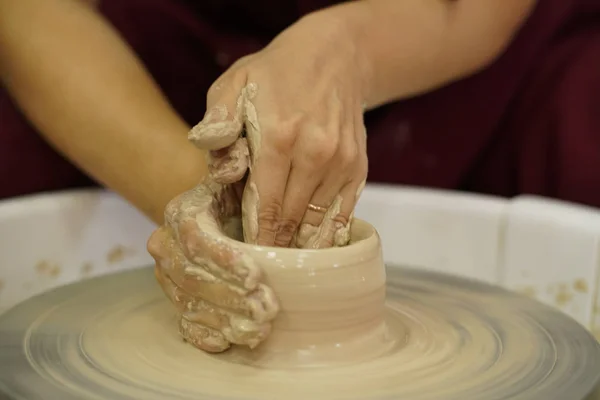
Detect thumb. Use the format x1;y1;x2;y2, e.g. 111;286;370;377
188;82;245;151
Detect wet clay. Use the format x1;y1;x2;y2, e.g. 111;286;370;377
215;218;392;367
1;220;599;400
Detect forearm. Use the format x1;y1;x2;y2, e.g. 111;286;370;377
0;0;208;224
310;0;537;109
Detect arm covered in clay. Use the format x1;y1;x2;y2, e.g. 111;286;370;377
0;0;208;223
313;0;538;109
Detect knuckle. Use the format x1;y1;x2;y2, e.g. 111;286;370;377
147;226;171;261
229;65;249;86
146;229;164;258
359;155;369;178
268;117;302;153
178;220;204;259
164;195;182;221
209;143;249;184
353;152;369;180
274;218;300;246
337;141;359;168
305;131;338;166
179;318;230;353
229;55;252;70
279;217;299;234
253;284;280;321
258;201;283;233
207;66;248;103
206;79;225;103
271;129;297;153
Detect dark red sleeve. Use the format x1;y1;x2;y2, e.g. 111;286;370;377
365;0;600;208
0;91;95;199
471;24;600;207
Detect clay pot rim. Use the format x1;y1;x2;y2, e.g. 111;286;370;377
230;218;379;255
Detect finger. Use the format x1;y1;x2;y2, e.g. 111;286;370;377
147;225;172;267
163;183;261;289
209;137;249;184
296;194;344;249
154;237;244;312
293;88;353;228
294;223;318;249
179;317;230;353
188;73;249;150
155;266;225;328
164;184;214;227
166;182;242;236
181;305;271;349
189;104;242;151
300;110;366;248
296;176;361;249
299;169;365;249
331;179;365;247
244;149;291;246
183;300;272;349
156;267;229;353
301;179;346;228
177;219;262;290
272;165;323;247
158;238;279;322
157;267;271;349
331;108;367;246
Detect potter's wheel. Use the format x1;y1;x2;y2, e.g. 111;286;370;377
1;265;599;400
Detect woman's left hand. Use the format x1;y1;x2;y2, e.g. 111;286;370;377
190;12;369;249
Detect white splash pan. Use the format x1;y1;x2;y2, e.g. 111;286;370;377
0;184;599;339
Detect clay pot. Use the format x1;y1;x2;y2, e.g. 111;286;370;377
221;219;395;368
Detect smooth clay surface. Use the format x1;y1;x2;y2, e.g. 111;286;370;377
1;263;600;399
210;218;392;367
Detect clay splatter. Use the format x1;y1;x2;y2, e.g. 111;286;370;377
573;279;588;294
107;246;134;264
81;263;94;276
35;260;61;278
554;283;573;307
516;286;537;298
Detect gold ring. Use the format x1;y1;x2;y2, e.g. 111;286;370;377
307;203;328;213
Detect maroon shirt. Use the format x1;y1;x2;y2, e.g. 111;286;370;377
1;0;599;207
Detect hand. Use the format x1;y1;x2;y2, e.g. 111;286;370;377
147;133;279;353
189;13;369;249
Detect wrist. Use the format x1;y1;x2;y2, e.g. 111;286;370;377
293;4;375;108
